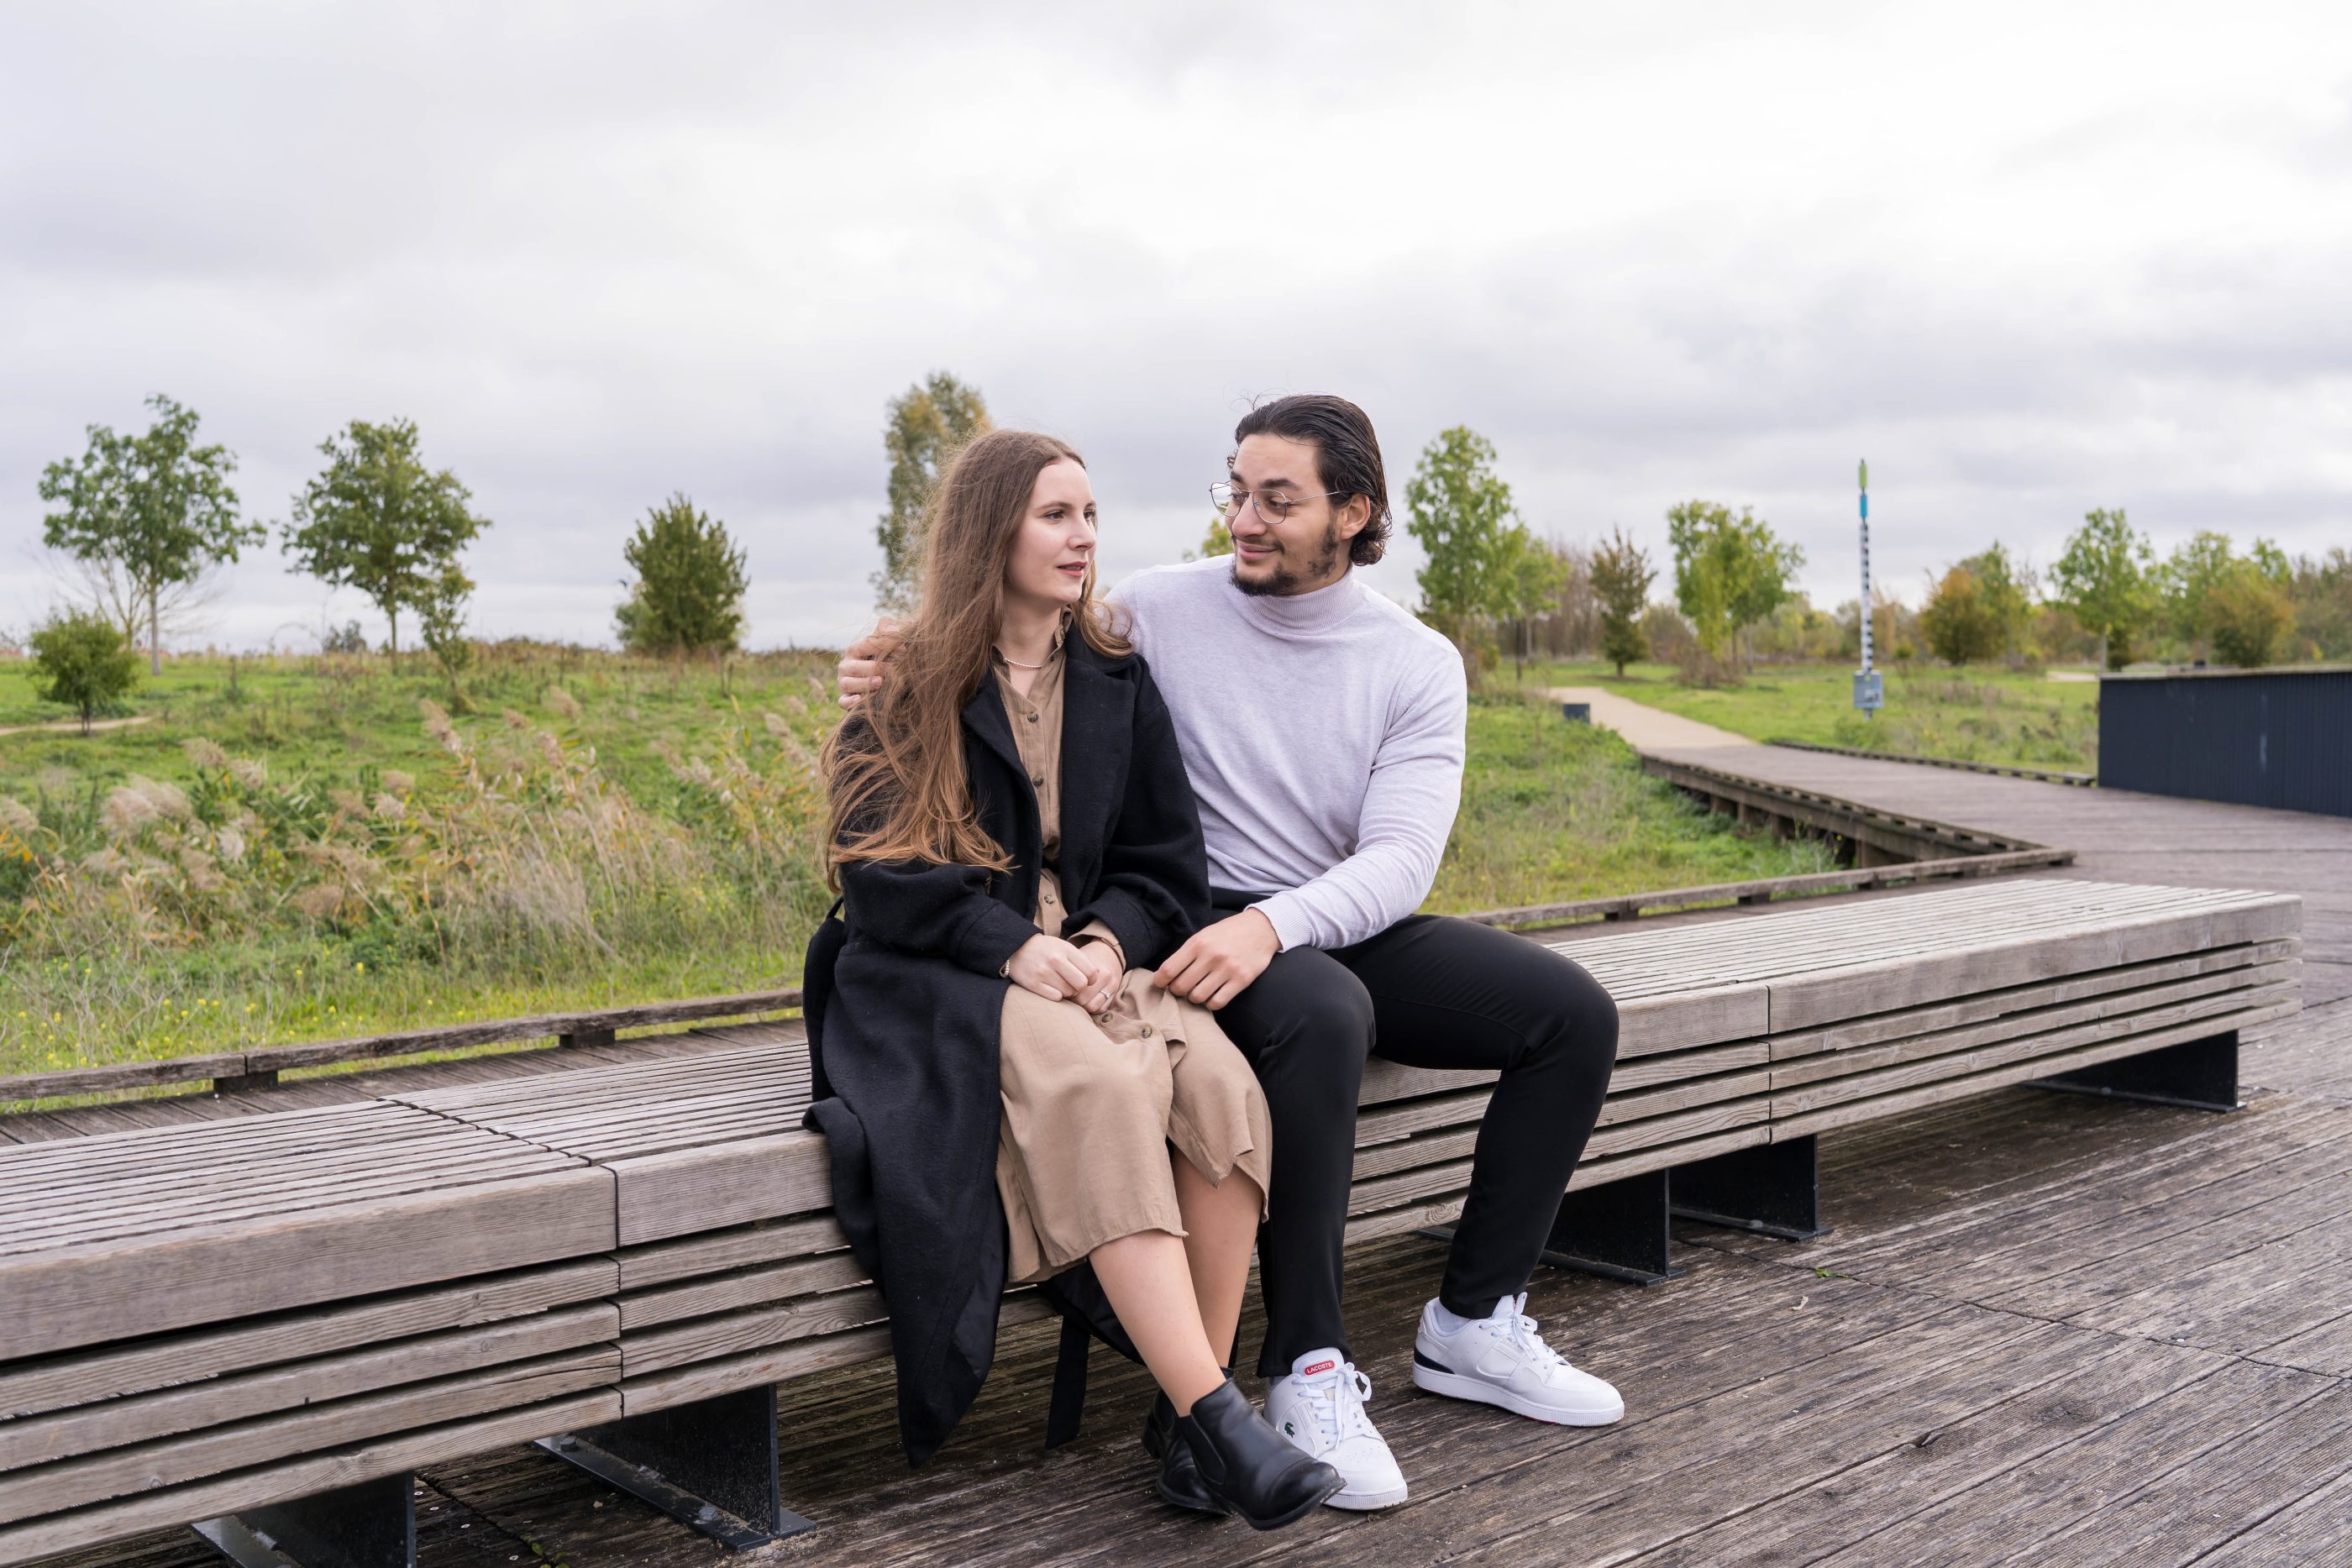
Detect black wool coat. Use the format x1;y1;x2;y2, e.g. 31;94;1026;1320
802;640;1211;1466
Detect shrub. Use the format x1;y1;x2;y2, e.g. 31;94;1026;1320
2207;563;2294;669
29;608;140;734
616;495;749;660
1920;566;2007;666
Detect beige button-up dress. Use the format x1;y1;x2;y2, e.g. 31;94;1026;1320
992;647;1273;1287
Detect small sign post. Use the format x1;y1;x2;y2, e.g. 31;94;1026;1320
1854;459;1882;720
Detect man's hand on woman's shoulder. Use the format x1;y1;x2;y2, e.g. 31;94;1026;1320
836;617;902;710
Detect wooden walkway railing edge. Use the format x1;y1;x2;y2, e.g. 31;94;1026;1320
1766;738;2097;787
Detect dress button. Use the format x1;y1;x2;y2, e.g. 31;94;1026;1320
1026;712;1039;723
1043;892;1056;904
1032;774;1044;786
1140;1024;1154;1037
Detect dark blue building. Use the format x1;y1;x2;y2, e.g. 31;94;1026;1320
2099;667;2352;818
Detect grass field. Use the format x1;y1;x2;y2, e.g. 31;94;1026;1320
1519;659;2101;771
0;653;1828;1081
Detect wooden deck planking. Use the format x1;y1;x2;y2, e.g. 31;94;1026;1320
1610;1338;2243;1565
28;1030;2350;1566
4;751;2349;1563
1800;1368;2345;1568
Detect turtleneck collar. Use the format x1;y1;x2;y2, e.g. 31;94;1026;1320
1227;565;1366;639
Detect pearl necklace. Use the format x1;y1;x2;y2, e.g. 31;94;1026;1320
996;647;1048;670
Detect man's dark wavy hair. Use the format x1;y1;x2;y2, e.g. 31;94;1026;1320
1232;394;1391;567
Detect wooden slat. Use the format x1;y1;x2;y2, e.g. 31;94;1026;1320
0;1304;617;1472
1768;938;2297;1061
0;1147;588;1251
1766;901;2297;1030
622;1287;887;1378
1772;995;2303;1141
0;1259;617;1421
0;1055;246;1105
616;1297;1054;1418
0;1345;618;1524
0;1102;442;1183
0;1168;616;1361
609;1134;832;1246
1454;845;2075;931
1772;983;2301;1121
1772;961;2293;1092
0;1392;622;1565
618;1255;866;1333
616;1216;850;1292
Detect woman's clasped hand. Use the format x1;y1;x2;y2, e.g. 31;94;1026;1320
1007;934;1121;1014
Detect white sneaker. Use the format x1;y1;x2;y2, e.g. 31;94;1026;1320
1412;1293;1625;1425
1263;1349;1410;1511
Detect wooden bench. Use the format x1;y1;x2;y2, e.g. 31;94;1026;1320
0;878;2301;1566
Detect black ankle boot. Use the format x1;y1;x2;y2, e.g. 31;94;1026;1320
1173;1378;1342;1530
1147;1390;1221;1514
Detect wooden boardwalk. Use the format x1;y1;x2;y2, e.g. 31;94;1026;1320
10;754;2351;1565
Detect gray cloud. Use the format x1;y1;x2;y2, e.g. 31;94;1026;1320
4;2;2349;652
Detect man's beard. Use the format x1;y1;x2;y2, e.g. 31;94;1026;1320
1231;522;1345;597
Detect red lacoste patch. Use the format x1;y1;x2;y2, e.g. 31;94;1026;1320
1303;1360;1336;1377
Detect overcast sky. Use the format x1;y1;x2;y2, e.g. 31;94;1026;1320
3;3;2348;652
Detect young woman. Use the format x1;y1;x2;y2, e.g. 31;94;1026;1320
808;429;1341;1529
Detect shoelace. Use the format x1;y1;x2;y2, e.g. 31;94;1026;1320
1481;1291;1572;1376
1301;1363;1378;1448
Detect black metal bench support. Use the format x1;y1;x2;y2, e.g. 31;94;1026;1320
1672;1135;1833;1242
2032;1030;2241;1114
1541;1169;1680;1285
1419;1169;1680;1287
193;1472;415;1568
538;1386;812;1550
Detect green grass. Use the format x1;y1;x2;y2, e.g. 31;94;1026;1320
2;659;1830;1081
1519;659;2101;771
0;645;837;805
1430;695;1834;913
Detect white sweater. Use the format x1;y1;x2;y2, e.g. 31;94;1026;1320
1107;559;1467;951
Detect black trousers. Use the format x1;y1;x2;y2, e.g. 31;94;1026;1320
1212;894;1619;1378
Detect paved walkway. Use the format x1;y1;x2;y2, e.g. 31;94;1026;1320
1545;686;1749;750
0;713;154;738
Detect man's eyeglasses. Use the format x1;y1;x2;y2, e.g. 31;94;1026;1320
1210;481;1342;522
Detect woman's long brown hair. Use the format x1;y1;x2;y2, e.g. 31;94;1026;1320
825;429;1131;881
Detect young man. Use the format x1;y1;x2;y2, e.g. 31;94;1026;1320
838;395;1622;1510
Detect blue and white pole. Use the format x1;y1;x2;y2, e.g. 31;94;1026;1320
1854;459;1883;719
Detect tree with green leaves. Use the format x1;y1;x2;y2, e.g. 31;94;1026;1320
1193;513;1233;559
2206;560;2294;669
874;373;991;612
615;494;750;660
282;419;491;659
417;565;478;708
1406;426;1525;658
1919;565;2006;665
2050;507;2155;670
1496;531;1571;678
1666;501;1804;673
39;394;259;674
1954;543;2034;659
28;607;140;735
2160;529;2238;661
1589;527;1655;677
